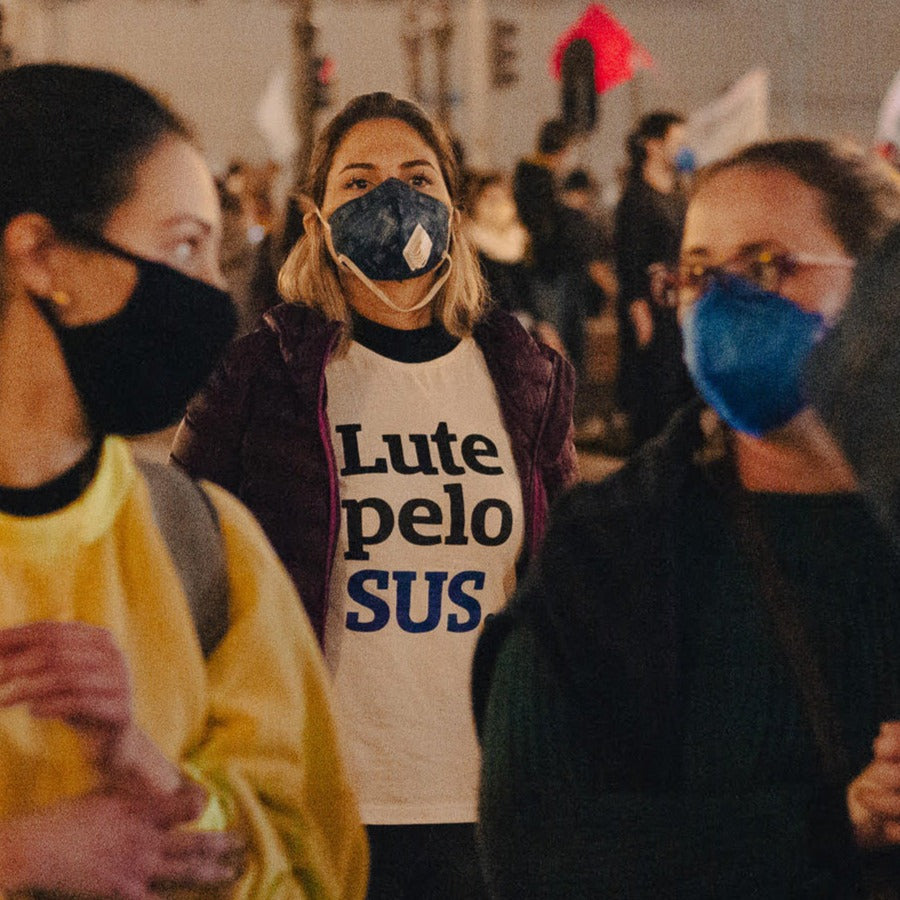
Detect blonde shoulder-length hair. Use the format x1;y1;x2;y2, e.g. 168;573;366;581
278;92;486;348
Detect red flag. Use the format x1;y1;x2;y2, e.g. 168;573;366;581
550;4;653;94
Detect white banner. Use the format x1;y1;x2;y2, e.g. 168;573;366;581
875;69;900;147
686;68;770;167
255;67;299;164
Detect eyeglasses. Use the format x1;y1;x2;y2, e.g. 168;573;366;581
648;250;856;308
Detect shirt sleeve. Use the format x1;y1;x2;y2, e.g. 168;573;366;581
182;484;368;900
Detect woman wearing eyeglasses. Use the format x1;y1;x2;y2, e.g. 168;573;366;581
473;138;900;898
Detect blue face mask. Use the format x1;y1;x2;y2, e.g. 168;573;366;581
681;273;827;436
673;146;697;175
318;177;452;313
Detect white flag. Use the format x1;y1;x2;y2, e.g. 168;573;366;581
686;69;770;167
255;68;299;164
875;69;900;147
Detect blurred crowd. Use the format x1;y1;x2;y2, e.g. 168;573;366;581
220;108;735;459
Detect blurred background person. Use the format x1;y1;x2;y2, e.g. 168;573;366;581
474;138;900;897
172;91;576;899
559;166;621;446
218;158;285;337
559;166;618;326
463;169;561;350
513;119;610;378
614;110;695;449
0;63;367;897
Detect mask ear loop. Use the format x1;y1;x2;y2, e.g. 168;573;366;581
315;208;453;314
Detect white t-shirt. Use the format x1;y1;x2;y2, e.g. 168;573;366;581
324;337;524;824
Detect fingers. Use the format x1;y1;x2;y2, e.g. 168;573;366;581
150;780;210;828
0;621;131;729
0;623;129;692
854;785;900;821
0;674;129;728
0;621;120;655
0;623;129;685
153;829;246;888
850;757;900;848
875;721;900;761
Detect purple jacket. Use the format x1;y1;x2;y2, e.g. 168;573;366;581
172;302;577;644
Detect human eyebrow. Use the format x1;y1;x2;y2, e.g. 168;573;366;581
400;159;437;171
735;241;779;258
338;162;377;174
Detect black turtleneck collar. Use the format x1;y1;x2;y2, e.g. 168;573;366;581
350;311;460;363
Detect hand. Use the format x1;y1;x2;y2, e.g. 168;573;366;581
0;621;181;795
848;721;900;849
0;788;245;897
629;298;654;348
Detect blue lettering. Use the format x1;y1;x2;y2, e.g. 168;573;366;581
395;571;445;633
346;570;390;631
447;571;485;632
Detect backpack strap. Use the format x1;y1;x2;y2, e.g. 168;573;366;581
137;460;229;658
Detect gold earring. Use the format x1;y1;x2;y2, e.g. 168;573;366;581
50;290;71;307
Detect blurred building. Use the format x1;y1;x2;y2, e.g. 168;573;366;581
4;0;894;191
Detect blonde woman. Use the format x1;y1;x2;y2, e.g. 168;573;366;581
173;92;577;898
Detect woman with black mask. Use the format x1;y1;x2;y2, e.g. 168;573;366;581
0;64;366;897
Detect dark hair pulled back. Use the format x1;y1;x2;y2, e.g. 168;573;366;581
694;138;900;258
0;64;191;237
625;110;685;178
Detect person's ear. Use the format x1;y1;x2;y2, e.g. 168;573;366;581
2;213;61;300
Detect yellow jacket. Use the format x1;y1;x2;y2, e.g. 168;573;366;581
0;437;368;898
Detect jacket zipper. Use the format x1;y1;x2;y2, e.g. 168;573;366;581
317;328;343;643
528;354;558;557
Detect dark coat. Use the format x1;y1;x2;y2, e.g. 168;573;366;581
472;403;900;897
172;302;577;643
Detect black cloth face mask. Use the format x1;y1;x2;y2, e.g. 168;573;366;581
34;230;237;437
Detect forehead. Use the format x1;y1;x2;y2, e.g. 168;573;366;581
116;135;220;228
682;165;837;255
329;117;442;174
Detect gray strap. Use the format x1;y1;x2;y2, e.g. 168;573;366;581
137;460;229;658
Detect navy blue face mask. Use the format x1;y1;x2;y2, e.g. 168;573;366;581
681;273;827;437
34;231;237;437
325;177;451;281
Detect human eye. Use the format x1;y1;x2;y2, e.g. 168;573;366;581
343;176;371;191
744;251;780;291
171;235;201;268
409;171;435;188
679;262;709;291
